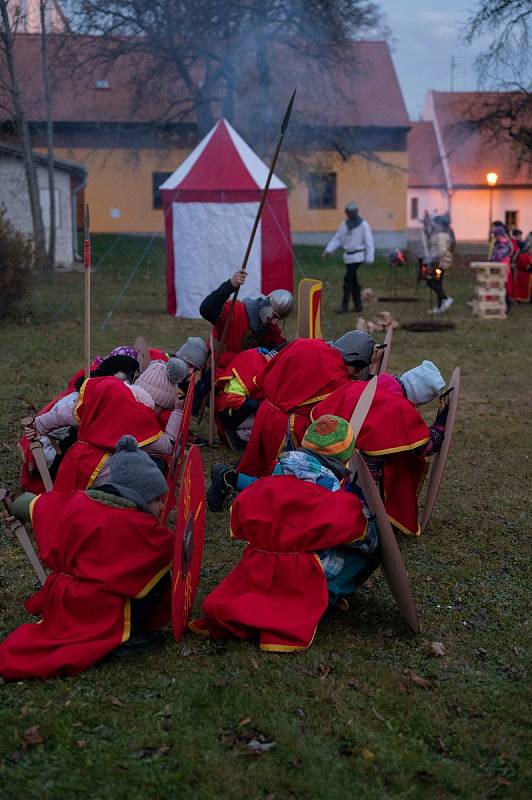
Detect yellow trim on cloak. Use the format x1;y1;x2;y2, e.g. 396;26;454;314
28;494;41;525
362;437;430;456
73;379;89;423
86;453;110;489
122;599;131;642
138;431;163;447
135;562;172;599
388;513;421;537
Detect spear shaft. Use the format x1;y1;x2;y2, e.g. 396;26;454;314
84;204;91;377
214;90;296;367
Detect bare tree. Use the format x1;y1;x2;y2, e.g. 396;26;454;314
66;0;386;159
464;0;531;166
0;0;47;267
40;0;56;268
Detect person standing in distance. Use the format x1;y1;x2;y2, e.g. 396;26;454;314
321;202;375;314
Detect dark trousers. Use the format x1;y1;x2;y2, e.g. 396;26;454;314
342;263;362;310
219;398;260;432
426;274;447;307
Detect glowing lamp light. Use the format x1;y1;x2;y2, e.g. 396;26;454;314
486;172;498;187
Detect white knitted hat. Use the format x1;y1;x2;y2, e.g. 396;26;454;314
399;360;445;405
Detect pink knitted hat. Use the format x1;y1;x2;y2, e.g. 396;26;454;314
134;358;187;409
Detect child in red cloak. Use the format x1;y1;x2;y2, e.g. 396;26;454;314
32;359;188;492
231;330;376;485
191;416;379;652
19;352;139;493
312;361;448;536
0;436;174;679
200;270;293;372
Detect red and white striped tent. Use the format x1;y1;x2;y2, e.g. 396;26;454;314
160;118;293;318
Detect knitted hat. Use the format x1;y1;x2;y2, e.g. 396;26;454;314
126;383;155;409
109;435;168;513
302;415;355;463
134;357;188;409
175;337;208;369
108;345;138;360
331;330;375;367
399;360;445;405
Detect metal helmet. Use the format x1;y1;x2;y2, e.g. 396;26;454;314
268;289;294;319
345;202;359;220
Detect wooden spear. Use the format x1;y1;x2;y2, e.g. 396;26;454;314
215;89;296;361
84;204;91;377
209;89;296;445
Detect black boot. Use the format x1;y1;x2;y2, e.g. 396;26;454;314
207;463;235;512
334;304;348;315
335;286;350;314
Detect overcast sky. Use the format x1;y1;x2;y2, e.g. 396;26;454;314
379;0;490;119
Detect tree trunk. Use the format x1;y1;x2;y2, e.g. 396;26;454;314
0;1;46;268
40;0;55;269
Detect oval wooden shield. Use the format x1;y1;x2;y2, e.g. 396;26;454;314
378;325;393;374
351;451;419;633
172;445;206;642
349;376;377;441
420;366;460;533
297;278;323;339
160;372;195;526
134;336;151;372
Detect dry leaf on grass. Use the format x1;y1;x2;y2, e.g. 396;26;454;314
21;726;43;748
238;716;252;727
155;705;172;718
131;745;171;759
430;642;445;658
361;747;376;762
108;695;123;707
403;669;432;689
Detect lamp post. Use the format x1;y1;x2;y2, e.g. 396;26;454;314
486;171;498;240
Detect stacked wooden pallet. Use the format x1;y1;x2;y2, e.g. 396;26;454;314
470;262;507;319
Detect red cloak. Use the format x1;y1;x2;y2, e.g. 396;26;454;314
236;340;349;477
215;348;268;413
213;300;285;372
53;377;162;492
0;491;173;679
19;368;88;493
313;378;430;535
196;476;368;651
514;251;532;302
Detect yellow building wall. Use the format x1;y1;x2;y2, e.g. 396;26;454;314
45;147;407;234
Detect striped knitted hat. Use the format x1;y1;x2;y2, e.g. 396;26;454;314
302;415;355;463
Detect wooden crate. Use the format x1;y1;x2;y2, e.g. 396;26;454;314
472;300;506;319
476;274;506;290
475;286;506;302
470;261;506;277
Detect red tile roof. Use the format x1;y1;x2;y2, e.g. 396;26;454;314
408;121;445;187
1;35;409;129
428;91;531;187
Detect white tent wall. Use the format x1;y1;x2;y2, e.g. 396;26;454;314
172;202;262;318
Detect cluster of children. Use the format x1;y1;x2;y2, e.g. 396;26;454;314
0;269;452;678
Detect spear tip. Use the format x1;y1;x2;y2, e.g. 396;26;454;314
281;87;297;135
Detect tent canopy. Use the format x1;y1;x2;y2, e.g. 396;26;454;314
161;119;293;318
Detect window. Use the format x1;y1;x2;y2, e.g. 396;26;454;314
410;197;419;220
152;172;172;209
308;173;336;209
95;79;110;90
505;210;519;230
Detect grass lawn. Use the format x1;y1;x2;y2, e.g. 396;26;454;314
0;236;530;799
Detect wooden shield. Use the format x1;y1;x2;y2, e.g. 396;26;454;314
0;489;47;586
297;278;323;339
350;452;419;633
377;325;393;374
208;331;216;446
420;366;460;533
349;376;377;441
160;372;195;526
171;445;206;642
134;336;151;372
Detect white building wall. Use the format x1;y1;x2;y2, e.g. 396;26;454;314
407;186;532;241
0;158;75;267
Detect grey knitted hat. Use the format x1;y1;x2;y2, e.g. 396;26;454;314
330;330;376;367
109;435;168;514
175;337;208;369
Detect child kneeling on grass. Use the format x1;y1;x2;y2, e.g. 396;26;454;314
190;415;379;652
0;436;174;680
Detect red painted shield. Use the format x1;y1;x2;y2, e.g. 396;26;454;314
351;451;419;633
421;366;460;533
172;445;206;641
160;372;195;526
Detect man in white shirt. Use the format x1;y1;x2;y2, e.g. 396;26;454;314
321;202;375;314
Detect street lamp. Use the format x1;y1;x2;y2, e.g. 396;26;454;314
486;172;498;240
